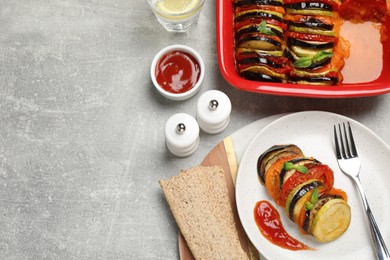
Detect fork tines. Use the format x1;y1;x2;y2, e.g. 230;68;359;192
334;122;358;159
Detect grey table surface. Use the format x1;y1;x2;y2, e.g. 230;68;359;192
1;1;389;259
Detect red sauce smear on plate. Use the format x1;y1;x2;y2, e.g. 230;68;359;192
155;50;200;94
254;200;313;251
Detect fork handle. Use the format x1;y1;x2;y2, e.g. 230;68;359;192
354;176;390;260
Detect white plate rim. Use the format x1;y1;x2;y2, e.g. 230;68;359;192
236;111;390;260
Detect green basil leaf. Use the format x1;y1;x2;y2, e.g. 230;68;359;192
310;188;319;204
294;51;333;68
313;50;333;62
294;57;312;68
258;20;275;36
295;165;309;174
305;201;314;210
283;162;295;171
259;20;267;31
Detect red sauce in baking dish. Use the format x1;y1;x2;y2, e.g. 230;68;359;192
339;0;389;23
155;50;201;94
254;200;313;251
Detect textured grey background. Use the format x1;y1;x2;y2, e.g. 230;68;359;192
0;0;389;259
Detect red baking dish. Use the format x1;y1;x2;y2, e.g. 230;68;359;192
216;0;390;98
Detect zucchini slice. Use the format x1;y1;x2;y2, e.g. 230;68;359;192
286;8;333;17
236;47;284;57
292;67;339;77
288;25;336;36
290;44;333;58
303;194;342;233
236;34;283;51
239;65;287;79
287;37;334;50
310;198;351;242
288;72;339;85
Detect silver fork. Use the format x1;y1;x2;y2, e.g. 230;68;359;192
334;122;390;260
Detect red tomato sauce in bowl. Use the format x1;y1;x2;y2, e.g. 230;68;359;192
151;44;204;101
155;50;201;94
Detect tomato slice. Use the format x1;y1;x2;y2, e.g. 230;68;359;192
265;155;300;205
279;164;334;206
235;17;287;32
236;50;292;75
285;31;337;42
327;187;348;201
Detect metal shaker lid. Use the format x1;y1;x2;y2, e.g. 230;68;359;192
197;90;231;134
165;113;199;157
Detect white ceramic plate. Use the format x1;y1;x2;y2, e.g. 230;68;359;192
236;111;390;260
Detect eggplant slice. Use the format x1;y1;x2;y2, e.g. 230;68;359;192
287;37;334;50
233;0;284;8
257;144;303;184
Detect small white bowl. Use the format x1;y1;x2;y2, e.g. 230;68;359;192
150;44;204;101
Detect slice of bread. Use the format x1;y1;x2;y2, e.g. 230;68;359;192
159;165;249;259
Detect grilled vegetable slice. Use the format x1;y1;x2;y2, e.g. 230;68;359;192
236;47;284;57
284;0;341;10
288;25;336;36
285;179;323;221
285;31;337;43
239;71;284;82
235;8;284;22
290;67;339;82
257;144;303;184
285;15;334;30
279;157;321;188
303;193;341;232
285;2;334;17
235;22;285;39
235;49;287;66
287;38;334;50
309;198;351;242
286;2;334;11
236;33;284;50
233;0;284;7
238;65;287;80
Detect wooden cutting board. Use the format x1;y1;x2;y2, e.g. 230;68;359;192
178;114;284;260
